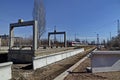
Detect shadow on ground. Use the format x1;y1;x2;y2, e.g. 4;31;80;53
20;64;33;70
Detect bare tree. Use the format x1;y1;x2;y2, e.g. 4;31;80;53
33;0;46;40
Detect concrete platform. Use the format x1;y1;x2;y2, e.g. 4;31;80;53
8;47;74;63
33;48;84;70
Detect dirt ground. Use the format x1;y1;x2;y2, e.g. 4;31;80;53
11;47;95;80
64;58;120;80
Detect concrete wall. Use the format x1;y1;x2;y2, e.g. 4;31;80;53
91;51;120;73
33;48;84;70
0;62;12;80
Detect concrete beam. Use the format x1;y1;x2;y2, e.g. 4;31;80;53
10;21;35;27
48;32;66;35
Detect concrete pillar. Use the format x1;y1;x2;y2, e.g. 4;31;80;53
33;21;38;51
48;34;51;47
9;26;14;49
0;38;1;48
64;32;67;47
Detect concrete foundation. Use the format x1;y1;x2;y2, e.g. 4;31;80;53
91;51;120;73
33;48;84;70
0;62;12;80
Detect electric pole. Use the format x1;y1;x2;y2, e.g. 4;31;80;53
75;33;76;41
117;19;120;36
54;26;56;46
110;32;111;41
97;34;99;49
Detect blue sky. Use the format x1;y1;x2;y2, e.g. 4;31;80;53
0;0;120;42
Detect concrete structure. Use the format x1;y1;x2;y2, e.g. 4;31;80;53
0;62;12;80
91;51;120;73
48;30;66;47
9;20;38;50
33;48;84;70
8;20;38;63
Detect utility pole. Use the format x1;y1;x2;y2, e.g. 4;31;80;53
110;32;111;41
86;37;88;44
54;26;56;46
0;38;1;49
75;33;76;41
117;19;120;36
97;34;99;49
109;32;112;48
